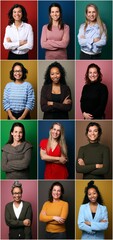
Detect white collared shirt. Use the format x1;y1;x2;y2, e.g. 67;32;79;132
13;201;23;219
3;22;34;54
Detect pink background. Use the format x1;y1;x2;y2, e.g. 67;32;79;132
1;1;37;59
1;180;37;239
75;60;112;119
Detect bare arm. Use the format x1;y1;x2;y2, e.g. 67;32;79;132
40;149;67;164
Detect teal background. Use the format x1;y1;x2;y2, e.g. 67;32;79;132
1;120;37;179
76;1;112;59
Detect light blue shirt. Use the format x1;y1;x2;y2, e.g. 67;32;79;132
78;203;108;239
3;81;35;113
78;23;107;54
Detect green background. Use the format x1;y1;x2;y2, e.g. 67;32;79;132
76;1;112;59
1;120;37;179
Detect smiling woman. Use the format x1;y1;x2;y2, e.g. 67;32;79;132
40;61;72;119
40;3;70;59
5;181;33;239
39;122;68;179
3;62;35;120
76;122;110;179
3;4;34;59
80;63;108;119
39;182;68;239
2;122;32;179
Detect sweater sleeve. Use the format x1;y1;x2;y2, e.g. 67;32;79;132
25;83;35;110
89;146;110;175
91;84;108;118
47;25;70;49
93;24;107;48
80;85;87;113
39;202;54;222
5;204;24;227
60;202;68;219
3;83;11;111
2;151;15;172
41;25;58;50
76;147;96;174
40;85;72;112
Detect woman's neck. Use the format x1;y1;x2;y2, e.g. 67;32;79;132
52;20;59;27
15;79;23;84
13;201;21;207
12;141;22;147
14;20;22;28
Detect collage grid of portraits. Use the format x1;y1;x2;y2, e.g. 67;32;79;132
0;0;113;239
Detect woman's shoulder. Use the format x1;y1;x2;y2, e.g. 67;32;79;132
24;141;32;149
40;139;48;148
60;200;68;206
2;143;11;152
64;24;70;30
4;82;14;88
22;200;32;207
42;24;48;30
23;22;33;29
79;23;85;29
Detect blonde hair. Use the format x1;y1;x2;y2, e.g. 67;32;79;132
47;122;67;157
84;4;107;36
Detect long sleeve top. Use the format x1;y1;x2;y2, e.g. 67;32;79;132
76;142;110;179
5;201;32;239
3;22;33;55
40;24;70;59
40;84;72;119
78;203;108;239
2;141;32;179
39;200;68;233
3;81;35;113
80;81;108;119
78;23;107;54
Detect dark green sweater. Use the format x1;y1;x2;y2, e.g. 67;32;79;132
76;142;110;179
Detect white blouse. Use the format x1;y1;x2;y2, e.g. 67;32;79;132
3;22;33;55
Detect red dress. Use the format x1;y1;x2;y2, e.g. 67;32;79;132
40;139;69;179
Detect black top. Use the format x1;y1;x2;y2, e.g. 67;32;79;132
80;81;108;119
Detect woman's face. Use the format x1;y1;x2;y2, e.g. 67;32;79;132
51;124;61;140
50;67;61;84
88;67;99;82
11;126;23;143
88;188;98;203
87;125;99;143
12;187;22;202
86;6;97;23
50;6;60;22
13;65;23;81
12;7;22;22
52;185;61;201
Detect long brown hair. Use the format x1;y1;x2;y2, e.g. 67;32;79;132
47;3;64;31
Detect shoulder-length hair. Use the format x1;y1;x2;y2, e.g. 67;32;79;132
85;122;102;142
47;122;67;157
8;4;28;25
48;181;64;202
44;61;67;85
7;122;25;144
82;181;103;205
10;62;28;81
84;4;107;36
47;3;64;30
85;63;102;84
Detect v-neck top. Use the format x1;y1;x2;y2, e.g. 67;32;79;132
40;139;68;179
13;201;23;219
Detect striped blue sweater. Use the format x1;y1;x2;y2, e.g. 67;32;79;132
3;81;35;113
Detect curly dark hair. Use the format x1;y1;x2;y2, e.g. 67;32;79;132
85;63;103;84
82;181;103;205
11;181;23;194
44;61;67;85
48;2;64;30
7;122;25;144
8;4;28;25
48;182;64;202
10;62;28;81
85;122;102;142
